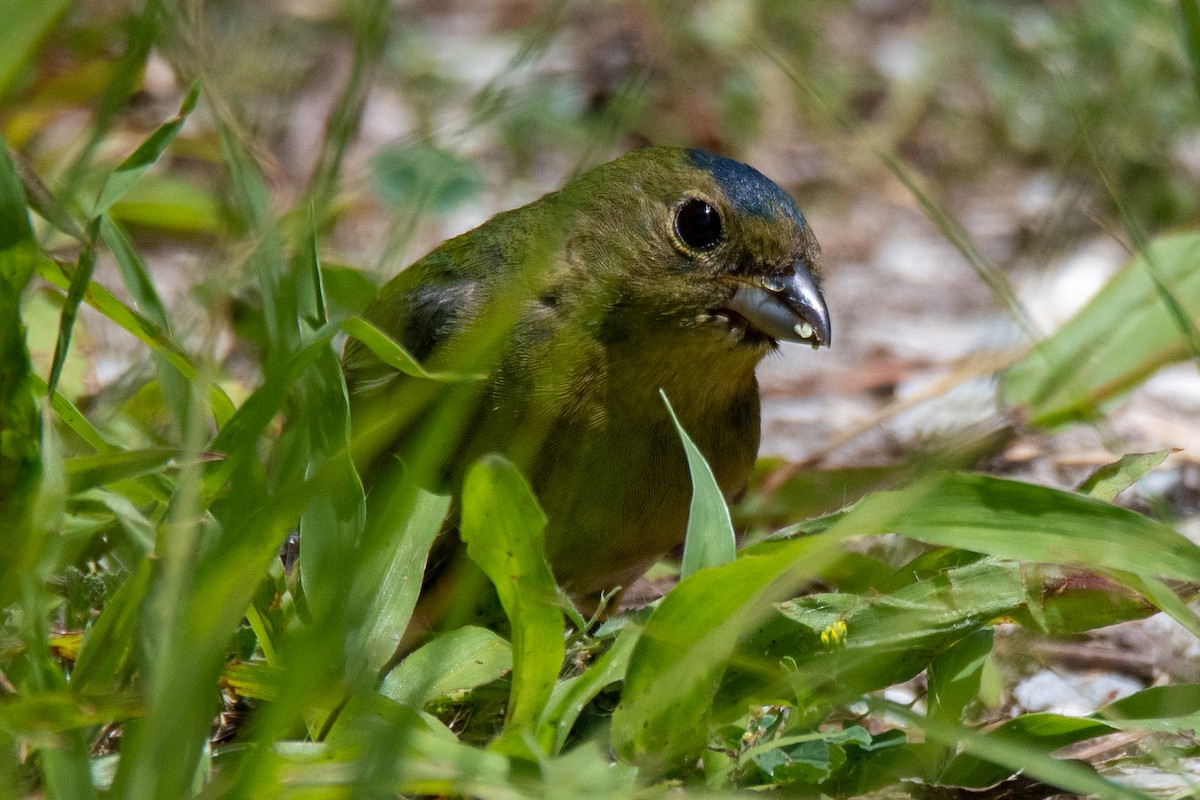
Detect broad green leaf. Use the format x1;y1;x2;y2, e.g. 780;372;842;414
838;472;1200;584
1103;683;1200;720
381;627;512;707
221;661;284;703
1001;231;1200;426
662;389;735;577
92;81;200;215
354;480;449;672
460;455;562;751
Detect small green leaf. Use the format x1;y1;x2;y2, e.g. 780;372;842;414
661;389;736;578
612;528;852;774
1077;450;1171;501
381;627;512;707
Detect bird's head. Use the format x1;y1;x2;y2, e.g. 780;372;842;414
560;146;830;356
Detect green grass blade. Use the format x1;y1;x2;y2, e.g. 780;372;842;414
883;701;1149;799
1003;229;1200;429
759;41;1039;341
300;0;388;224
70;562;154;693
65;447;197;492
28;373;114;453
91;80;200;216
218;122;292;362
662;390;736;578
46;218;99;396
203;330;338;495
341;316;483;381
0;138;41;529
99;215;192;436
35;256;237;426
98;216;170;329
58;0;160;201
10;149;84;240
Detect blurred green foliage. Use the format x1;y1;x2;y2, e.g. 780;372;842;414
2;1;1199;798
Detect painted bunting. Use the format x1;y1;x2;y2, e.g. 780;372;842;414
344;146;829;601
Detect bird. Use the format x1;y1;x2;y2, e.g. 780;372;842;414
343;145;830;605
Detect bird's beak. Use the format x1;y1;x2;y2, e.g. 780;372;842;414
723;260;831;347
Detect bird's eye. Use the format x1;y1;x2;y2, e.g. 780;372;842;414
674;198;723;250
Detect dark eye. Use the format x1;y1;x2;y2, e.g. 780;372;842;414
674;198;723;250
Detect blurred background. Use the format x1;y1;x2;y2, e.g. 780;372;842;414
9;0;1200;488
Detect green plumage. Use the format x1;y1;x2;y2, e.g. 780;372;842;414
343;146;828;599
